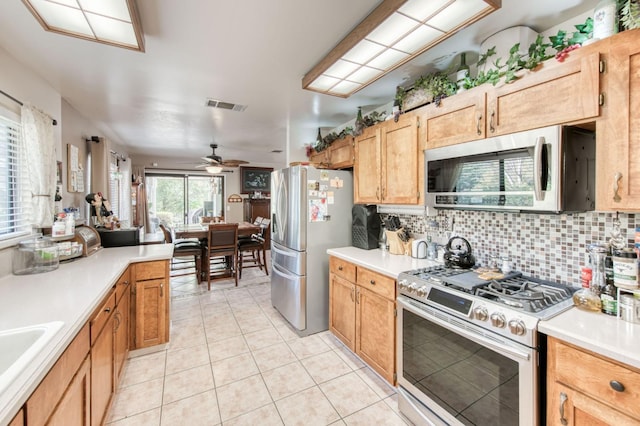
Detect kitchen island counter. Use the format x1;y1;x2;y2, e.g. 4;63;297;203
540;307;640;369
0;243;173;426
327;246;438;278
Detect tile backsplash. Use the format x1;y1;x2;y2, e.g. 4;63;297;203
388;210;638;287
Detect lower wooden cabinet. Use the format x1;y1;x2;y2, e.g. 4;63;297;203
47;357;91;426
90;290;116;426
114;282;130;388
131;260;170;349
547;336;640;425
329;256;396;384
25;324;90;426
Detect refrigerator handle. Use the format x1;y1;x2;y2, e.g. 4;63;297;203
272;212;277;235
272;262;299;280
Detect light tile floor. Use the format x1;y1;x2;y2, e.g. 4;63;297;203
106;257;413;426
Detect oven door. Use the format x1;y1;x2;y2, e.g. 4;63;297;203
397;295;539;426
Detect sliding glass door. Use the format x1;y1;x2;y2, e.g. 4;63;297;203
145;173;224;231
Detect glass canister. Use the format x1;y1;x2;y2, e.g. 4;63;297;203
619;295;640;324
612;248;639;289
588;243;608;295
12;236;60;275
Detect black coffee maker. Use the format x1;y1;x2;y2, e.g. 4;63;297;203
352;204;380;250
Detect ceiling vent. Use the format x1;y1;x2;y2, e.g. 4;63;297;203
205;99;247;112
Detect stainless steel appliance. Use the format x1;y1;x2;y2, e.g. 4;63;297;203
270;166;353;336
425;125;595;212
396;265;577;425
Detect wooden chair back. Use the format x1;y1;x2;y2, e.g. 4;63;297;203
207;223;238;252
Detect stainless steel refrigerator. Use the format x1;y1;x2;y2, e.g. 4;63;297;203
270;165;353;336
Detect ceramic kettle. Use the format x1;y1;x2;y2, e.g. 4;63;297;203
411;239;428;259
443;236;476;269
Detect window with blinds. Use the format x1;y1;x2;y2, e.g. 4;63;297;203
0;112;31;241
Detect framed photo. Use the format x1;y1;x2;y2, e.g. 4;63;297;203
240;167;273;195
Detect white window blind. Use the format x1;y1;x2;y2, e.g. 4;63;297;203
0;112;31;241
108;152;120;218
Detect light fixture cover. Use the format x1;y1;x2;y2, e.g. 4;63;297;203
206;166;223;174
22;0;145;52
302;0;501;98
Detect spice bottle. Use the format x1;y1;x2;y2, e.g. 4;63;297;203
573;267;602;312
600;255;618;316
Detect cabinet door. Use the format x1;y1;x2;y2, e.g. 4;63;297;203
354;126;382;203
114;283;130;387
48;356;91;426
328;136;355;169
135;278;168;348
596;29;640;210
329;274;356;351
91;313;114;426
309;149;329;168
547;381;639;426
486;51;600;136
8;409;24;426
381;114;419;204
424;89;486;149
356;286;395;384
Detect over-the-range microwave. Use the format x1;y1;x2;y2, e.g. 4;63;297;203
425;125;595;213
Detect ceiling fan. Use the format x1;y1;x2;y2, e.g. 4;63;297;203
197;144;249;169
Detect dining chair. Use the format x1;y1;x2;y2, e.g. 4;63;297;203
205;223;239;290
237;218;270;279
159;224;202;279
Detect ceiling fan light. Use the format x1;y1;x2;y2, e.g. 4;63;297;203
206;166;223;174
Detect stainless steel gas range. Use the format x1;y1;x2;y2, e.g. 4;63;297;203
396;265;577;426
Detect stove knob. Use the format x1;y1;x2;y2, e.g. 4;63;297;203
508;319;527;336
490;312;506;328
473;306;488;321
408;283;418;294
416;286;428;297
398;279;408;290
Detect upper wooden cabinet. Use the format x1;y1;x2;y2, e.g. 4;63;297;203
486;51;601;136
354;114;420;204
424;88;486;149
596;29;640;211
309;135;355;170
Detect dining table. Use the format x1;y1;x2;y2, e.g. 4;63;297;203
173;222;262;283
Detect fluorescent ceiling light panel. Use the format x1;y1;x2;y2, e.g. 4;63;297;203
368;48;409;69
366;12;418;46
22;0;145;51
347;66;384;84
398;0;450;21
324;60;361;79
302;0;500;98
343;39;386;65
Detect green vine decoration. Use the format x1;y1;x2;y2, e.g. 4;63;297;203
621;0;640;29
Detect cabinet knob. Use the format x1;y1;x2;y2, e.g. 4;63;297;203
369;279;376;285
104;307;111;313
610;380;625;392
338;266;343;271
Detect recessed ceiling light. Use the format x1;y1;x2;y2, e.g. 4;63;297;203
21;0;145;52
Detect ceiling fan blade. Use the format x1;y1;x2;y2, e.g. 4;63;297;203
201;156;220;164
221;159;249;167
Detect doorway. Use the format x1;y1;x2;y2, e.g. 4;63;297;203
145;173;224;231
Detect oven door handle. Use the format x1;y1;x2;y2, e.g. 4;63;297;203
398;296;532;362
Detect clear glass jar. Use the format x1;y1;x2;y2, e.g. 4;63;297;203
12;236;60;275
573;267;601;311
588;243;608;295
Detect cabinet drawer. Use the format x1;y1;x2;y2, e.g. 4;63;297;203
330;257;356;282
552;338;640;419
115;267;131;303
90;290;116;345
134;260;167;281
356;267;395;300
26;324;90;426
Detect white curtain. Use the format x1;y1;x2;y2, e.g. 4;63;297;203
21;103;56;227
119;157;132;225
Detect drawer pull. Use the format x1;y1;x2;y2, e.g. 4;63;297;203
104;307;111;313
489;110;496;133
476;114;482;135
338;266;343;271
610;380;625;392
559;392;568;426
369;279;376;285
613;172;622;202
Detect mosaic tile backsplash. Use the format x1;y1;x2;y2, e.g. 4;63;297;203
387;210;638;287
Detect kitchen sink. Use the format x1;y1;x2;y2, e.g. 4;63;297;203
0;321;64;395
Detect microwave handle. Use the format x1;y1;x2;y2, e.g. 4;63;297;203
533;136;546;201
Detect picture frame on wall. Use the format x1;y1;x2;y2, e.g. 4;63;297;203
240;167;273;195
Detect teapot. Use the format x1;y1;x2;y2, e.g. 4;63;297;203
443;236;476;269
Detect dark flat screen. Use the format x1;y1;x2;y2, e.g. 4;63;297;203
427;287;473;315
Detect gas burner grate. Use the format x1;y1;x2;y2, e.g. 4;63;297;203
475;279;574;313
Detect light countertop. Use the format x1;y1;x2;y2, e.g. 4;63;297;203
0;244;173;426
328;246;640;372
327;246;439;278
539;307;640;369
